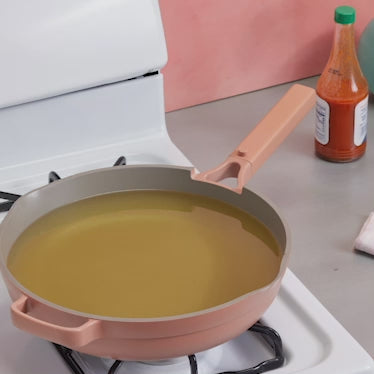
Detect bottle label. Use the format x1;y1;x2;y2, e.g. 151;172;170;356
315;95;330;145
354;95;368;146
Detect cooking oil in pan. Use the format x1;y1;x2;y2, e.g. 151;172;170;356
7;190;282;318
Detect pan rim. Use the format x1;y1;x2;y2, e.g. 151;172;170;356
0;164;291;324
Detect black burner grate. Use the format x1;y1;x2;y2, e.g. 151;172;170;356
49;156;127;183
0;191;20;212
0;156;127;212
53;322;284;374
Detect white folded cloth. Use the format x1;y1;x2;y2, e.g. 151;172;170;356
354;212;374;256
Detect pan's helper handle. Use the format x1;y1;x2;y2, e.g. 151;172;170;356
11;295;102;348
191;84;316;193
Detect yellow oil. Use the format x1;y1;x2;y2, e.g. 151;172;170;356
7;190;282;318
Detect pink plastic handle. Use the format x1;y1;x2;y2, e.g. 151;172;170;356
11;295;102;348
191;84;316;193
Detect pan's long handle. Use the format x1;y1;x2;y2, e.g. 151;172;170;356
11;294;102;348
191;84;316;193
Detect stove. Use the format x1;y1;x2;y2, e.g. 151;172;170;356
0;0;373;373
52;322;284;374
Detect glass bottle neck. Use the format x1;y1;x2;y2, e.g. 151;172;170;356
331;23;356;56
317;20;368;102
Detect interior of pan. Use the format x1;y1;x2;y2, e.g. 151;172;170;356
0;164;290;321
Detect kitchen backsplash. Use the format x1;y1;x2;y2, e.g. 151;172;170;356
159;0;373;112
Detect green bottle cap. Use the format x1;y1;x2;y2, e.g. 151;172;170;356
335;6;356;24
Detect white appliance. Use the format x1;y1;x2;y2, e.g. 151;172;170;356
0;1;373;373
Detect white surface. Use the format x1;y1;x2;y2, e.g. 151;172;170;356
0;0;167;110
0;136;190;206
315;96;330;145
0;73;169;178
354;212;374;256
354;96;368;146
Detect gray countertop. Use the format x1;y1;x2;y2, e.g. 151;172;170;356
166;76;374;358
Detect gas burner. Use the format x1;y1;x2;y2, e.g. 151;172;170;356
53;322;284;374
49;155;127;183
0;156;127;211
0;191;20;212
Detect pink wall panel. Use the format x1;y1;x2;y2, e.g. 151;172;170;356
159;0;374;112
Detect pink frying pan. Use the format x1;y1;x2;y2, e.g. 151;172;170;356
0;84;315;360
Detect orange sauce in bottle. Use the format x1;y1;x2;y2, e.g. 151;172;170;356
315;6;368;162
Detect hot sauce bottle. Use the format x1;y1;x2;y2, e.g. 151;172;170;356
315;6;369;162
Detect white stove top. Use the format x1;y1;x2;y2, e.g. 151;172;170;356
0;139;373;374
